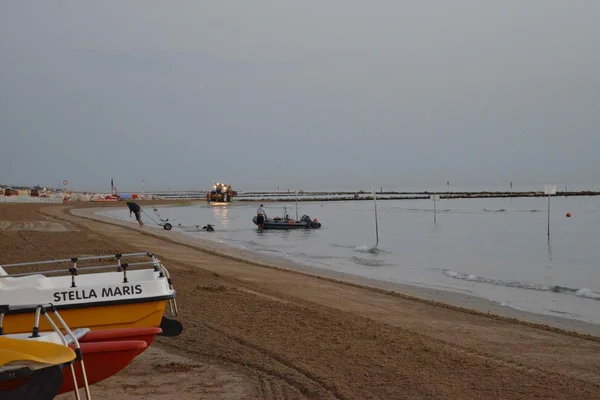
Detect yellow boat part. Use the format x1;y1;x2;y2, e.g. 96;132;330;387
2;300;167;335
0;337;75;370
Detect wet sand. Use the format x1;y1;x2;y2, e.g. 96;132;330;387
1;202;600;399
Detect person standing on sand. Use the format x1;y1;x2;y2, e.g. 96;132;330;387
127;201;144;227
256;204;266;230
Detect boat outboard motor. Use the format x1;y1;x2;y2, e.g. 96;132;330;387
301;215;321;228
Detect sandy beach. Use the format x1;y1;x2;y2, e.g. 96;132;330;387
1;202;600;399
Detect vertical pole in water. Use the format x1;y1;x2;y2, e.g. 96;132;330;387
433;194;437;223
545;185;555;240
373;183;379;248
547;194;550;240
295;190;299;221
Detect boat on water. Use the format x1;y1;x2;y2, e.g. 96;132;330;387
0;252;182;336
252;206;322;230
252;214;322;229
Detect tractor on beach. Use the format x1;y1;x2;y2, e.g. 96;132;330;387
206;182;236;202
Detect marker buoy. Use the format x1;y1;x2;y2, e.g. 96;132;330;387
566;212;571;218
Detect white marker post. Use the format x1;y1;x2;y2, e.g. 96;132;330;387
372;183;379;248
545;185;556;239
432;194;439;222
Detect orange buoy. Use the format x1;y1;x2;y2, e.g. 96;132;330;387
566;212;571;218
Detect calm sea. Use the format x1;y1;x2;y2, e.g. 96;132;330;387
99;195;600;325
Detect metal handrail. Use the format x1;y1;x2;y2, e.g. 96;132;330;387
0;261;160;278
0;252;154;268
0;252;164;280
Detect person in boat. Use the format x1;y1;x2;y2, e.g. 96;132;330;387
256;204;266;230
127;201;144;227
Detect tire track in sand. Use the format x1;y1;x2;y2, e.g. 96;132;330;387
258;374;298;400
162;320;344;400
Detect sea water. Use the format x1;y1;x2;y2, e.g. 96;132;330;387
99;196;600;325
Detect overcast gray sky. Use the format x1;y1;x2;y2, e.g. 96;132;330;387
1;1;599;192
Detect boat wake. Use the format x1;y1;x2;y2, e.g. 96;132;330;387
443;270;600;301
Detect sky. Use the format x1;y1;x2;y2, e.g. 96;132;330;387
1;1;599;192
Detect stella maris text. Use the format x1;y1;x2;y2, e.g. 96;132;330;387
53;284;143;302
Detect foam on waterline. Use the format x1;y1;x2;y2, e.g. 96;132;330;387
576;288;600;300
354;244;375;253
443;269;600;301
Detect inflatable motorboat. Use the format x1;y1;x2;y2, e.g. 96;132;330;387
252;214;321;230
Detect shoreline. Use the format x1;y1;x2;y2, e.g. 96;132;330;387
73;205;600;338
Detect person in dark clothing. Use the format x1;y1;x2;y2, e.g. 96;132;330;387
256;204;266;231
127;201;144;227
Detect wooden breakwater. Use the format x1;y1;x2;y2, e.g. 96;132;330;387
236;195;431;202
234;190;600;202
435;190;600;199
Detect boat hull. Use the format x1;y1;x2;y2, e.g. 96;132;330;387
2;300;167;335
59;340;147;393
79;326;162;347
261;222;311;229
0;340;147;394
252;217;320;229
